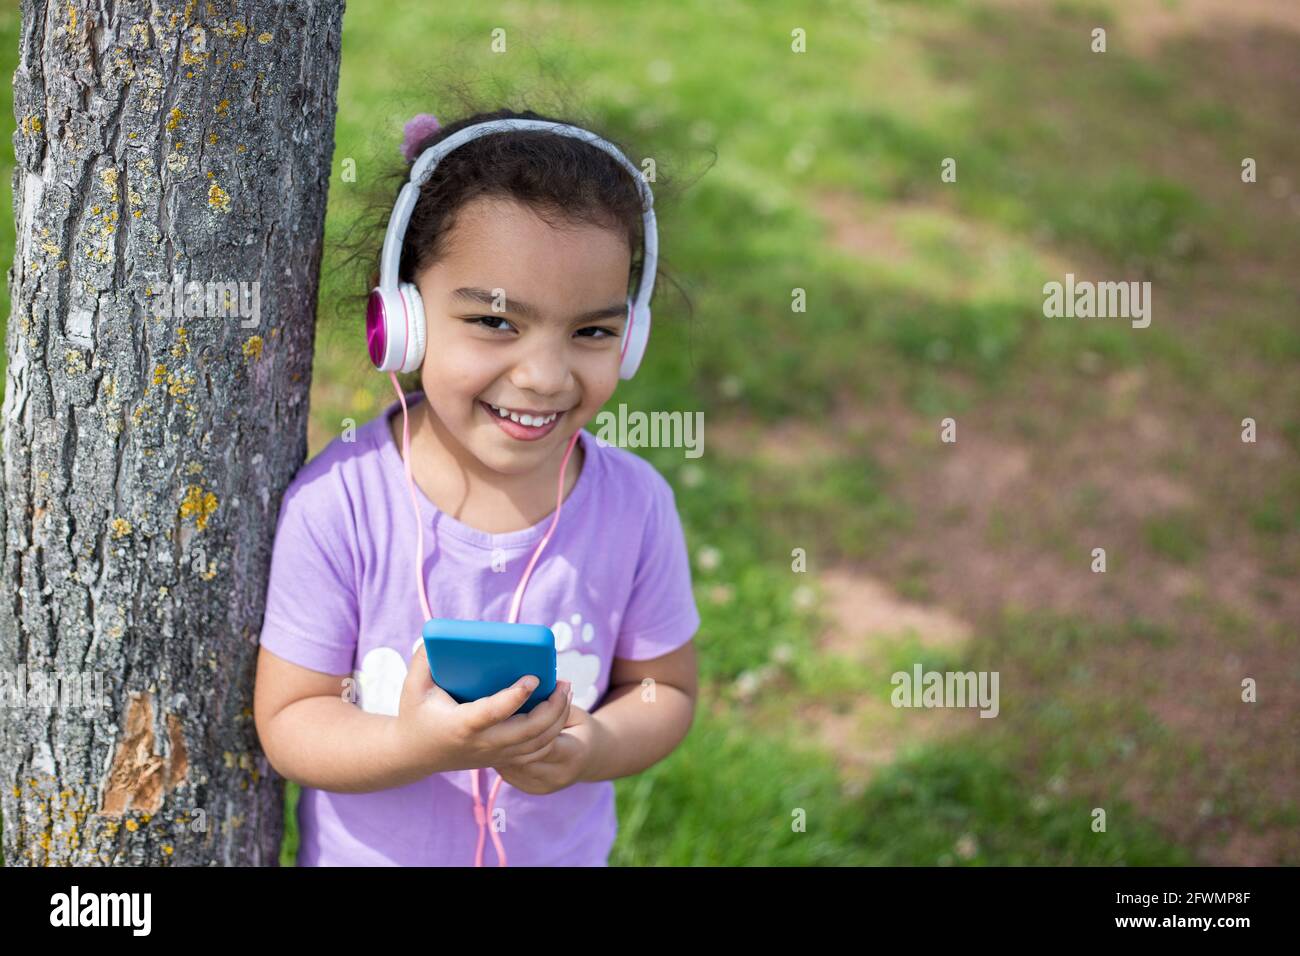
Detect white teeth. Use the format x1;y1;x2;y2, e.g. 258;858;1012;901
487;402;558;427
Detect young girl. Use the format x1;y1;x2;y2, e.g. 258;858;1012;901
253;107;701;866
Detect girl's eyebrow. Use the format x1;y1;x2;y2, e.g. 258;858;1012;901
452;286;627;323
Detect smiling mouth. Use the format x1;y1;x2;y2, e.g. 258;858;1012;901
482;401;564;427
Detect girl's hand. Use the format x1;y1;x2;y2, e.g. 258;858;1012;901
491;701;604;795
393;643;572;777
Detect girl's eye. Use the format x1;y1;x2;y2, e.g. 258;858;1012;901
469;315;515;333
468;317;619;339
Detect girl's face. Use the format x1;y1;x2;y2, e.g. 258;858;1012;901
413;195;633;478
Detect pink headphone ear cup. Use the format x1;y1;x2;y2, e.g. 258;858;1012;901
398;282;427;373
367;287;410;372
366;289;390;369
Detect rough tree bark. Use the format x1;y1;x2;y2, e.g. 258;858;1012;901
0;0;344;864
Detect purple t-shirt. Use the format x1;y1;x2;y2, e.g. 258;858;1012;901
258;391;701;866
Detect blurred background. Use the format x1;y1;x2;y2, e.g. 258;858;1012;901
2;0;1297;865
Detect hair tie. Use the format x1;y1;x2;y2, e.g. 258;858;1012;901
401;113;442;162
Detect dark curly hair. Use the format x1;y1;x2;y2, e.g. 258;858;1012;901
330;97;695;395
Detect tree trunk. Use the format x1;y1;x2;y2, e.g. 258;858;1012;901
0;0;344;865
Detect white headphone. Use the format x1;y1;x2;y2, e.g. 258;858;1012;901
365;118;659;379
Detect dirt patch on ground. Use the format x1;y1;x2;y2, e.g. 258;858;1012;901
818;567;973;659
707;413;843;468
790;695;980;797
1109;0;1300;56
989;0;1300;56
812;186;1086;285
813;192;914;266
784;566;982;793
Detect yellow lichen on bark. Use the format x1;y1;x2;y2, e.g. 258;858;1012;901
179;484;219;530
208;182;232;212
97;167;120;211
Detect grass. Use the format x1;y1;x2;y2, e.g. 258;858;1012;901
612;705;1190;866
1144;511;1209;564
4;0;1299;865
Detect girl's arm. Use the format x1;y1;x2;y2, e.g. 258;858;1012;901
578;639;699;783
254;646;421;793
255;645;573;794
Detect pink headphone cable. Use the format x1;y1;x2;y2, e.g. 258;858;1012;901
390;374;581;866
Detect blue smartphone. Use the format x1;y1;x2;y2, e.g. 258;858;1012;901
421;618;557;714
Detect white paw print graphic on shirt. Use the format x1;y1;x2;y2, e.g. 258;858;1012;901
354;645;412;717
552;613;601;711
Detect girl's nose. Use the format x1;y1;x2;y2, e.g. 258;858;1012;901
509;337;573;398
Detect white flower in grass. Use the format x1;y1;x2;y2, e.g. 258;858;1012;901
707;584;734;606
733;669;761;701
679;463;704;488
733;664;779;701
696;546;721;572
770;643;794;665
792;585;816;611
719;375;743;399
954;833;978;860
786;143;814;174
647;59;673;85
